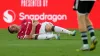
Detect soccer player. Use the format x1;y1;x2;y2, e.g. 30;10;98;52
8;19;76;40
73;0;98;51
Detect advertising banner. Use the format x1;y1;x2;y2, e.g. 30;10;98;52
0;0;100;29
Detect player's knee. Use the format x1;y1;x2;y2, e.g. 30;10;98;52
51;26;55;31
45;24;53;32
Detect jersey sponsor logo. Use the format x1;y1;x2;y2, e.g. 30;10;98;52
3;10;16;23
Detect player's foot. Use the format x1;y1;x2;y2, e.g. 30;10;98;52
90;39;98;51
80;44;90;51
71;30;76;36
54;34;60;40
56;34;60;40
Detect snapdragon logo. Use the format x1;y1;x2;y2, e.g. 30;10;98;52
3;10;16;23
19;12;67;22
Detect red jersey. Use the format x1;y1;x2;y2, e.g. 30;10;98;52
17;19;32;39
17;19;41;39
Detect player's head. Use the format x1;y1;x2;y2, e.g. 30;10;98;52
8;24;19;34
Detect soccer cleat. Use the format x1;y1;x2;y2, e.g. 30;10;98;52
90;39;98;51
80;45;90;51
56;34;60;40
54;34;60;40
71;30;76;36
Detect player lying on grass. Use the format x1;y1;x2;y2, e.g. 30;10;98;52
8;19;76;40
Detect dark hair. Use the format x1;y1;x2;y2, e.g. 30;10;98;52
8;26;14;34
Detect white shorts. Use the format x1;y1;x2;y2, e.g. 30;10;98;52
39;22;54;34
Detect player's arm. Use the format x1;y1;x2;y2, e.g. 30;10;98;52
23;34;37;40
23;35;33;39
30;20;39;35
32;20;39;27
23;22;38;40
23;35;33;40
32;19;38;23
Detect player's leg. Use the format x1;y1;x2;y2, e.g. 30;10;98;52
76;1;90;51
85;14;96;41
85;1;97;51
85;1;95;41
85;15;98;51
38;22;60;40
33;34;59;40
45;22;76;36
77;13;89;50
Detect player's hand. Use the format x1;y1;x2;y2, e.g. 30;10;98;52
32;22;39;26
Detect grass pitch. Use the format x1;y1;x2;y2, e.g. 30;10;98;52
0;29;100;56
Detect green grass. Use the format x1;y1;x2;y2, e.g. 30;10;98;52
0;29;100;56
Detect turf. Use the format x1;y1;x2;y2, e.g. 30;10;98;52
0;29;100;56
